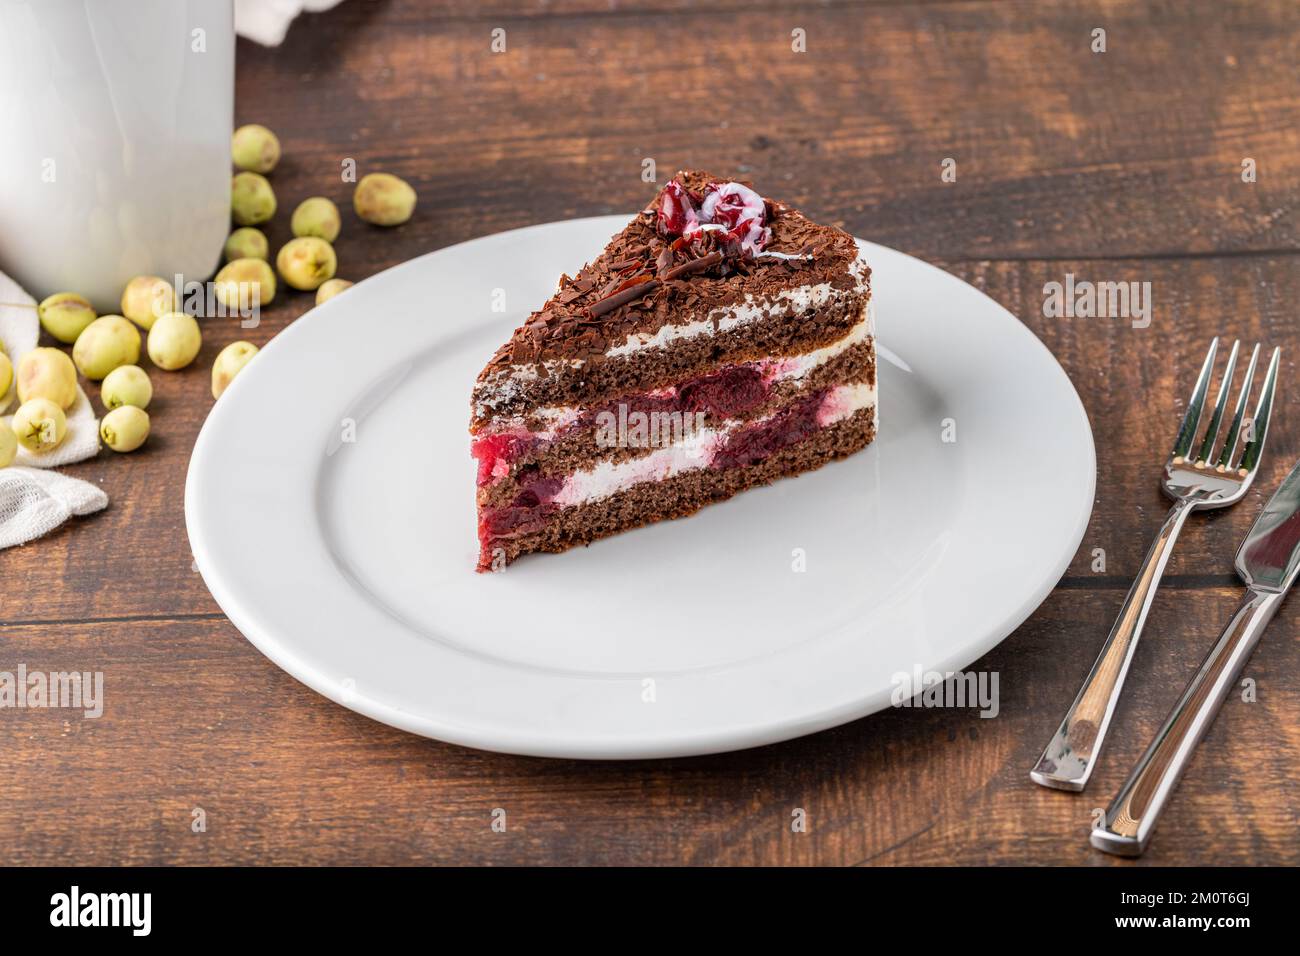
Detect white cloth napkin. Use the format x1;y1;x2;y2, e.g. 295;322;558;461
235;0;346;46
0;466;108;550
0;271;101;465
1;269;106;550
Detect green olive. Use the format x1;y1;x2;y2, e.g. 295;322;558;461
0;422;16;467
291;196;341;242
37;292;97;344
0;350;11;398
276;236;337;291
224;227;269;262
211;341;259;399
12;397;67;453
100;364;153;410
73;316;141;381
315;278;353;305
231;123;280;174
120;275;176;331
231;171;276;226
353;172;416;226
100;405;150;453
17;347;78;409
146;312;202;371
213;258;276;310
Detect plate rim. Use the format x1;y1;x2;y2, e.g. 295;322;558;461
186;216;1096;759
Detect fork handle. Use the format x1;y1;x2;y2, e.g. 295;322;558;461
1030;498;1194;791
1091;587;1281;856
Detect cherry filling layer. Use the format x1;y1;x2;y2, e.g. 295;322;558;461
471;365;771;487
576;364;769;427
479;475;564;540
711;392;824;470
476;385;838;562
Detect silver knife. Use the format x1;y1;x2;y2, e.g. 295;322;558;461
1091;455;1300;856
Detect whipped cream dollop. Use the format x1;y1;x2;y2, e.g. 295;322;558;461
656;180;771;256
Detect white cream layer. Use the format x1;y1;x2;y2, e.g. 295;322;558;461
552;381;876;508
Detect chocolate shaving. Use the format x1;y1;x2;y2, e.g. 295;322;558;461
612;270;654;293
588;276;662;317
662;251;724;281
655;246;674;276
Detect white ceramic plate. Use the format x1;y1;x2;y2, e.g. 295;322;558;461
186;217;1095;759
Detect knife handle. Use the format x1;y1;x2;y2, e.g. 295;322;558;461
1091;586;1282;856
1031;498;1194;791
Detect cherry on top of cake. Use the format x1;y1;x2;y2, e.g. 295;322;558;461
479;170;862;377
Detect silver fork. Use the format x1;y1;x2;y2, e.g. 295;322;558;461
1030;338;1281;791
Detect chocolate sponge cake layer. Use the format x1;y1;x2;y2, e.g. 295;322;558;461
478;409;876;571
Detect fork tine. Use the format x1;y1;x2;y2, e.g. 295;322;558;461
1196;339;1240;462
1236;346;1281;473
1216;343;1260;468
1173;338;1218;460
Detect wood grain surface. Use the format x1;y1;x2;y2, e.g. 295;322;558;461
2;0;1297;866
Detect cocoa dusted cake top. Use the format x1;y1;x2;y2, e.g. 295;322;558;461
478;170;861;378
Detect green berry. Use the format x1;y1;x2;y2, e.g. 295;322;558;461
120;275;176;331
224;227;269;262
276;237;337;291
100;405;150;453
0;422;15;467
73;316;141;381
214;258;277;310
12;398;66;453
231;171;276;226
17;347;77;409
353;172;416;226
315;278;353;305
211;341;259;399
100;365;153;410
291;197;341;242
231;124;280;174
146;312;202;371
37;292;97;344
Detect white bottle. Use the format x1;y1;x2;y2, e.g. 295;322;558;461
0;0;234;310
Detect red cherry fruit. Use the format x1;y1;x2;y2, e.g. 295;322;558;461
657;181;697;236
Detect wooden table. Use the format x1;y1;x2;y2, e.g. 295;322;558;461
4;0;1297;866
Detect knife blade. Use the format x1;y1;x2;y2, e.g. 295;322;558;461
1092;456;1300;856
1237;455;1300;592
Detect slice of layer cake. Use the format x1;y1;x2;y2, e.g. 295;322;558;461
470;170;876;571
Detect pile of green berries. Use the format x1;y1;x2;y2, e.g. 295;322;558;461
1;123;417;467
226;123;417;303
